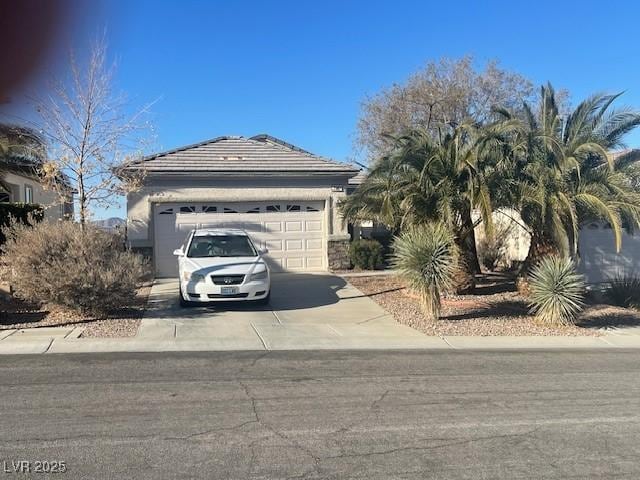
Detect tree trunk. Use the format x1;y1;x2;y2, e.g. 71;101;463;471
458;207;482;272
449;209;481;294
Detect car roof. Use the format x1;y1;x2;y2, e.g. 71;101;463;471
192;228;248;237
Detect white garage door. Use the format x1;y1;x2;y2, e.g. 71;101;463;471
153;201;326;277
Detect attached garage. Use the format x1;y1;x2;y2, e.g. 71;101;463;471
123;134;358;278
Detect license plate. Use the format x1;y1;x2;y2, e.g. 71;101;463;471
220;286;239;295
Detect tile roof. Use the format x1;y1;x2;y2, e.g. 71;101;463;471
348;169;367;185
124;134;359;176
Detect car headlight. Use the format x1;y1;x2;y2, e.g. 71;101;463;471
250;269;268;281
182;271;205;283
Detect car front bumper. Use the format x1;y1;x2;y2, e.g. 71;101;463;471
180;278;270;302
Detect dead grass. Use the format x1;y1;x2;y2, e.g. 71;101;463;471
347;274;640;336
0;283;152;338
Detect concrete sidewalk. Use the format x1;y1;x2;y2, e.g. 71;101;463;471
0;328;639;354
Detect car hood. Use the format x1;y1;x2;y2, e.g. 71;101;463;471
182;256;267;276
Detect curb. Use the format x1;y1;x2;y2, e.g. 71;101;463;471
0;334;639;355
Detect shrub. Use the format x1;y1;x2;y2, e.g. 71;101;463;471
604;275;640;309
1;219;147;316
0;202;44;246
477;223;514;271
349;239;384;270
528;256;585;326
391;222;459;321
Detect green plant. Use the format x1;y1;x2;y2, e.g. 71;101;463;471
491;84;640;270
349;239;384;270
528;256;585;326
391;222;459;321
605;275;640;309
477;223;514;271
0;203;44;246
339;124;494;277
1;219;148;316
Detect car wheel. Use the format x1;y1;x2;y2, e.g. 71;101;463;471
179;287;195;307
255;291;270;306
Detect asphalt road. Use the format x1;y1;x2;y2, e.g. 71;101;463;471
1;350;640;479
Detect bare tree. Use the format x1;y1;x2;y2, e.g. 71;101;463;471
356;56;535;160
33;37;154;226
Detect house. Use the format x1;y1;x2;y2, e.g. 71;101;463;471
1;158;73;220
122;134;359;277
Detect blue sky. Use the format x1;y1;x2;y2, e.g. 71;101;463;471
3;0;640;219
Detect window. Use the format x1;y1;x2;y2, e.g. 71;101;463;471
223;207;238;214
158;208;174;215
0;192;9;202
179;206;196;213
266;205;281;212
246;207;260;213
286;204;301;212
24;185;33;204
306;206;319;212
187;235;257;258
202;206;217;213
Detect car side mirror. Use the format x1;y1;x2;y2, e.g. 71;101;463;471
259;248;269;255
173;248;184;257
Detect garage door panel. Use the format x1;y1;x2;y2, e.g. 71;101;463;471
244;223;263;233
266;239;283;252
285;239;303;250
306;257;324;269
265;221;282;233
306;221;322;232
285;221;302;232
306;239;323;250
285;257;304;269
154;201;326;277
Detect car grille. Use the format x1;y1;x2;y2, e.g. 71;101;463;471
211;274;245;285
207;293;249;299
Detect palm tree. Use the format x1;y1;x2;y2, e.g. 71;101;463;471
490;84;640;269
340;124;494;280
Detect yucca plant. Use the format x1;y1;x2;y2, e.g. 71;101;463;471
605;274;640;309
391;222;459;321
528;256;585;326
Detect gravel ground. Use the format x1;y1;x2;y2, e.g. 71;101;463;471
0;284;151;338
347;275;640;336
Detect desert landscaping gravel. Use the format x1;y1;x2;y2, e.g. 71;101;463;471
0;284;151;338
347;275;640;336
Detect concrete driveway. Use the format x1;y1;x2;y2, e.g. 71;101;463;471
138;273;442;350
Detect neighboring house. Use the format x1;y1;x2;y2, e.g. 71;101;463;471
578;223;640;284
347;169;390;241
92;217;126;233
122;134;359;277
1;159;73;220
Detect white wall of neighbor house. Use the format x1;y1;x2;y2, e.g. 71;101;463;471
473;208;531;265
578;224;640;284
1;171;68;220
471;210;640;283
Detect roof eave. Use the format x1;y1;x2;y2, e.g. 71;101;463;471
136;169;359;177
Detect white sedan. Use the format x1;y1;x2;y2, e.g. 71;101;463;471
174;229;271;307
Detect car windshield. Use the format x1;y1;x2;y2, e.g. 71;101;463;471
187;235;257;258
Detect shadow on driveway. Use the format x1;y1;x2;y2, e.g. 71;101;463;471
145;273;353;318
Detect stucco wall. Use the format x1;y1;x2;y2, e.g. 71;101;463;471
126;175;350;248
578;224;640;284
473;208;531;264
1;171;69;220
